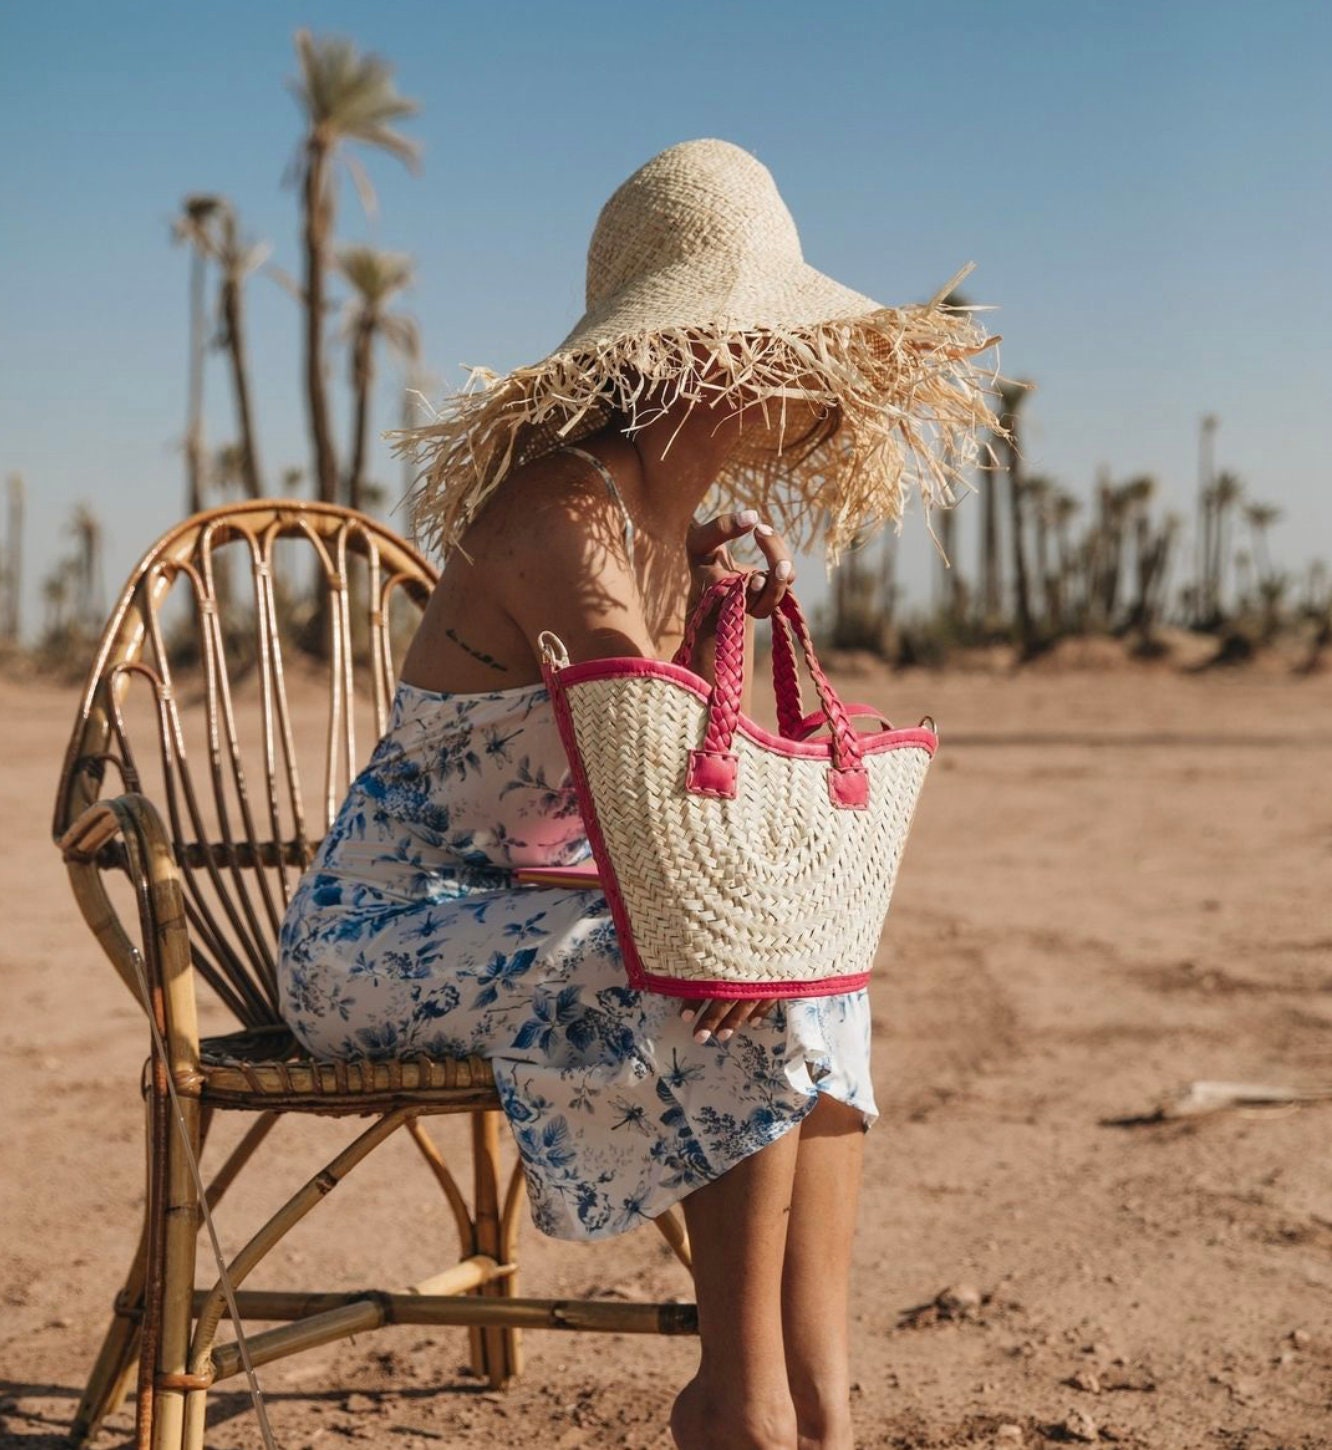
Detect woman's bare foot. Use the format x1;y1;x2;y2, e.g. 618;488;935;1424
670;1373;798;1450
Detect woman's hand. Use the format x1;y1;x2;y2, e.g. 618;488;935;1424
681;995;781;1044
685;508;797;621
679;509;796;1040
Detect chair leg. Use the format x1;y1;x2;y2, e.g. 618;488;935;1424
69;1212;149;1447
469;1110;521;1388
137;1066;203;1450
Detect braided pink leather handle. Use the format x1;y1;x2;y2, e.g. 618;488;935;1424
671;578;804;738
672;571;870;809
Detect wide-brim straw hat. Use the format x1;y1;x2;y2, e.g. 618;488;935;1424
391;137;1005;568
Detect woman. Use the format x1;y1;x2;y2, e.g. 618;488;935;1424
278;138;999;1450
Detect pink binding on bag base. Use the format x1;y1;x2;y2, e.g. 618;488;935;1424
537;570;938;1000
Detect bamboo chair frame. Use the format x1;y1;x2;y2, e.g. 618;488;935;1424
52;501;696;1450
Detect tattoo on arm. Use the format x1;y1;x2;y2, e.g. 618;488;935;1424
444;626;510;673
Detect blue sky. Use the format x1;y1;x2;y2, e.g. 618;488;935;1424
2;1;1329;637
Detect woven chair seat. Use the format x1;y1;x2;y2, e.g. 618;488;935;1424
178;1025;500;1115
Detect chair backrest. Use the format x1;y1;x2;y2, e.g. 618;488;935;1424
53;500;437;1029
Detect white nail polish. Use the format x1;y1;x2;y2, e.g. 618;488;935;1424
748;573;766;591
737;509;759;526
755;522;774;536
776;560;794;581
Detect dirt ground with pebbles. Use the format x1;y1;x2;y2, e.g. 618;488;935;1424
2;657;1330;1450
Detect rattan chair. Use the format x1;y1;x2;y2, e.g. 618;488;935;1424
52;501;696;1450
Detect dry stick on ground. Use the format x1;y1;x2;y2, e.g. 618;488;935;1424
1105;1079;1332;1127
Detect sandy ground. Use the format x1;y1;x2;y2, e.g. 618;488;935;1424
2;658;1330;1450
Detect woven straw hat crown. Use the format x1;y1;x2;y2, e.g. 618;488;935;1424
563;138;882;348
393;137;1004;568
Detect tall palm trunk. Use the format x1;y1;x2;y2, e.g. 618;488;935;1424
979;466;1001;626
937;508;960;620
347;315;375;513
186;243;208;514
220;270;264;498
3;474;22;642
302;134;339;505
1196;415;1218;625
1007;468;1034;645
999;384;1034;648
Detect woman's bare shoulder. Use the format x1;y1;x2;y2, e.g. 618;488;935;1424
477;448;652;663
470;447;631;579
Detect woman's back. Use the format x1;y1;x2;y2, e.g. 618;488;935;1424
398;437;684;699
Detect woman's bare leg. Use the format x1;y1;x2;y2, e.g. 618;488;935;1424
671;1125;803;1450
781;1094;866;1450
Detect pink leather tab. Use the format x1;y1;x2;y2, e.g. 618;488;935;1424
827;764;870;809
686;748;739;798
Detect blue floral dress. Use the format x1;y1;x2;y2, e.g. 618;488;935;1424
277;677;879;1241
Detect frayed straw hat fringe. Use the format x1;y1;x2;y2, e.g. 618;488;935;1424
389;139;1008;570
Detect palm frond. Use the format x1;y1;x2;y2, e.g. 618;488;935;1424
336;244;415;305
289;28;421;169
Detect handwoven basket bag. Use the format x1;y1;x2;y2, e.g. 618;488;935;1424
537;570;937;1000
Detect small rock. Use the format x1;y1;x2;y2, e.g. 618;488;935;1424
342;1393;377;1414
938;1282;983;1316
1100;1367;1157;1393
1067;1368;1101;1394
1290;1328;1311;1348
1060;1408;1098;1443
994;1426;1023;1445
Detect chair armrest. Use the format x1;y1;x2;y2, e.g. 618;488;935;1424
60;793;201;1081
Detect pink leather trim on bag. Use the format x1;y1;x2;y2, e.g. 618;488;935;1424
828;765;870;808
632;965;873;1001
796;704;892;739
685;747;739;797
553;657;938;758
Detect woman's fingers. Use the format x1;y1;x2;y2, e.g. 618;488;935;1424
682;996;779;1043
744;522;795;619
683;512;795;622
713;999;761;1041
686;509;758;566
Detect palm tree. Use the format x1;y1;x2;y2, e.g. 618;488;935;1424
1244;502;1281;585
209;203;269;498
172;194;225;514
1195;414;1219;626
336;245;418;512
996;380;1036;648
1049;488;1080;632
977;411;1005;627
1086;472;1132;627
1023;474;1056;626
1121;475;1161;632
2;473;22;643
287;30;421;506
1207;470;1244;624
69;504;105;633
